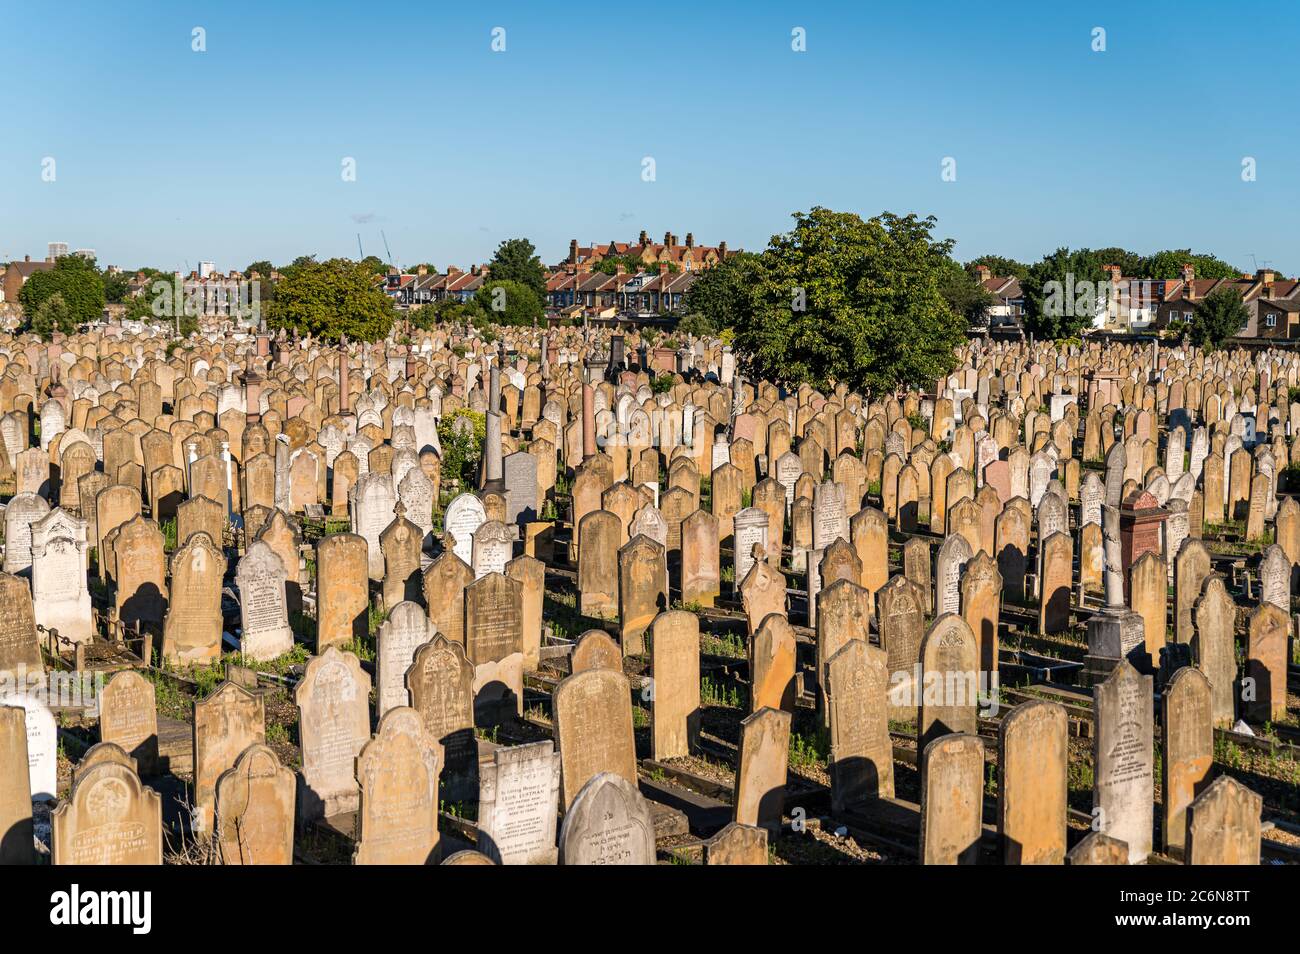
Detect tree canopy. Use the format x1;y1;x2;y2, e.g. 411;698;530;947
1138;250;1243;280
486;238;547;297
265;257;395;343
1020;247;1111;339
965;255;1029;281
18;255;105;330
29;293;76;339
1189;287;1249;350
473;278;543;326
681;251;760;336
728;208;966;394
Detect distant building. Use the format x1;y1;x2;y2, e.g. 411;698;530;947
3;255;55;305
198;261;216;279
47;242;68;261
562;231;737;273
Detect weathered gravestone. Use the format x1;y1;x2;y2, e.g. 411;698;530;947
1185;775;1262;865
99;670;159;776
998;700;1067;865
376;601;436;717
558;771;655;866
235;541;294;662
194;681;265;839
215;743;295;865
553;667;638;810
354;706;440;865
650;610;701;760
733;706;791;830
1092;660;1153;864
1160;666;1213;856
51;758;162;865
406;635;477;800
477;739;561;865
0;705;32;864
825;639;894;810
919;732;983;865
704;821;768;865
296;647;371;823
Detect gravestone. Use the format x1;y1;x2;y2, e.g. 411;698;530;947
733;706;791;830
99;670;159;776
1092;660;1153;864
354;706;440;865
998;700;1067;864
477;739;562;865
51;759;162;865
215;743;295;865
296;647;371;823
194;681;265;839
558;772;655;866
825;639;894;810
553;667;638;809
235;541;294;662
919;733;983;865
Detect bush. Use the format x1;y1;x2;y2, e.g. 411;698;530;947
436;409;486;487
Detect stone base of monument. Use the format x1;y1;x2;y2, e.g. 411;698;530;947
1082;606;1145;687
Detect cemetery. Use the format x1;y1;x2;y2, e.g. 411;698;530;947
0;322;1295;869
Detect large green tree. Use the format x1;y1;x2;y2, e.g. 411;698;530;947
939;259;995;327
730;208;966;394
486;238;547;297
18;255;105;328
472;278;543;326
965;255;1029;281
681;251;760;335
1138;250;1243;280
29;293;76;339
1020;247;1111;339
265;257;395;342
1189;287;1249;350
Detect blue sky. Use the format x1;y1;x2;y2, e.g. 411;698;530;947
3;0;1297;275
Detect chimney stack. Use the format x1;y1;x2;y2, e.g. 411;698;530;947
719;241;727;257
1257;268;1276;284
974;264;992;283
569;239;578;264
663;231;671;247
686;232;695;248
639;230;648;245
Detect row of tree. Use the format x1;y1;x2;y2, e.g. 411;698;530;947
682;212;1257;392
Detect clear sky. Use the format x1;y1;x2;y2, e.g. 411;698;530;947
3;0;1297;276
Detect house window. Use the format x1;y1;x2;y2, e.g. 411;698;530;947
1266;313;1277;328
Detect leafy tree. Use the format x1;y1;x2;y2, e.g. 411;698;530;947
730;208;966;394
265;257;395;342
101;269;132;304
436;409;486;487
682;252;760;336
472;279;543;326
406;262;438;275
245;260;274;278
965;255;1029;281
358;255;390;276
410;296;474;330
486;238;546;297
939;258;995;326
1189;287;1249;350
29;293;76;339
1092;247;1144;277
1138;250;1243;281
1020;247;1110;339
18;255;105;328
